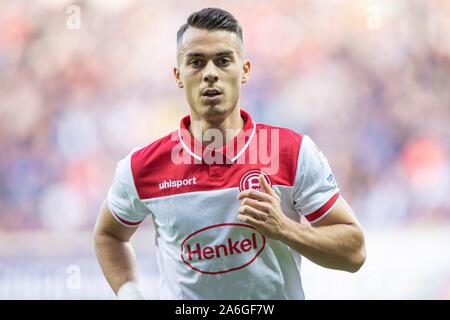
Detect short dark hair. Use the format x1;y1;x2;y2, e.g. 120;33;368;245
177;8;243;48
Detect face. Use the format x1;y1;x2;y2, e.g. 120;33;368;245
174;27;251;122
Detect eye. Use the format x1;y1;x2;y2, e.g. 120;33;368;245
189;59;204;67
217;57;231;66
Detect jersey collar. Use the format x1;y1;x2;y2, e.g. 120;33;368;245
178;109;256;164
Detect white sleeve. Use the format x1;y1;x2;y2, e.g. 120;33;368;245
293;135;340;224
107;151;151;227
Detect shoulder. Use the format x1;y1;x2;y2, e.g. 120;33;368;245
117;130;180;199
257;122;303;143
253;122;306;184
256;123;326;161
130;130;179;170
113;130;178;187
256;122;305;155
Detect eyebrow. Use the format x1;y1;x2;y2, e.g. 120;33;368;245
185;50;234;59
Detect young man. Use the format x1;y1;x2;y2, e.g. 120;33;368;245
94;7;366;300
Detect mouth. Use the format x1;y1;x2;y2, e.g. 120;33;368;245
201;89;222;98
201;89;223;104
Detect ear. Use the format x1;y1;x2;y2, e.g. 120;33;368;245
241;59;251;84
173;67;183;88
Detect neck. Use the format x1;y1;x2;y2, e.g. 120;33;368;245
189;106;244;147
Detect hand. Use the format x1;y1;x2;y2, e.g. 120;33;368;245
237;175;290;240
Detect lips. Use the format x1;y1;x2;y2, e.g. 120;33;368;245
201;89;222;97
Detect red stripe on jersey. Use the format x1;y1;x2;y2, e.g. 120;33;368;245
305;192;340;223
111;209;142;226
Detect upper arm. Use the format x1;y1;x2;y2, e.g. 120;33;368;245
293;135;341;224
95;151;151;240
292;135;362;230
310;196;366;265
310;196;360;228
94;199;139;242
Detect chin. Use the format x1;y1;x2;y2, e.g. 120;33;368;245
200;104;229;119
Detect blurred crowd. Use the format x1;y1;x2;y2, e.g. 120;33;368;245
1;0;449;231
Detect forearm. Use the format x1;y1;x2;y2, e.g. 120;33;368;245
280;219;366;272
94;231;140;294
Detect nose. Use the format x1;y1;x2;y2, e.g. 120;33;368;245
203;61;219;84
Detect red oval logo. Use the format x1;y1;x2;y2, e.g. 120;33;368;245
180;223;266;275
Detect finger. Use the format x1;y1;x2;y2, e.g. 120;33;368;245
237;188;273;203
259;174;274;196
240;198;272;213
238;205;268;221
238;213;263;226
259;174;280;202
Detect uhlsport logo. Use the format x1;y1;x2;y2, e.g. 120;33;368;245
159;177;197;190
181;223;266;275
239;170;272;192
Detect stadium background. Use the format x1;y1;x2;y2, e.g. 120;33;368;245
0;0;449;299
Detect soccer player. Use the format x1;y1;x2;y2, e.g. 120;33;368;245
94;7;366;300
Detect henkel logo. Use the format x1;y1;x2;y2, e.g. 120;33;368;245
180;223;266;275
239;170;272;192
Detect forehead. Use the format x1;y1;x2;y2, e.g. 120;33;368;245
178;27;242;58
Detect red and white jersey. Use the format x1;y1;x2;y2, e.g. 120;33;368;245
107;109;340;299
